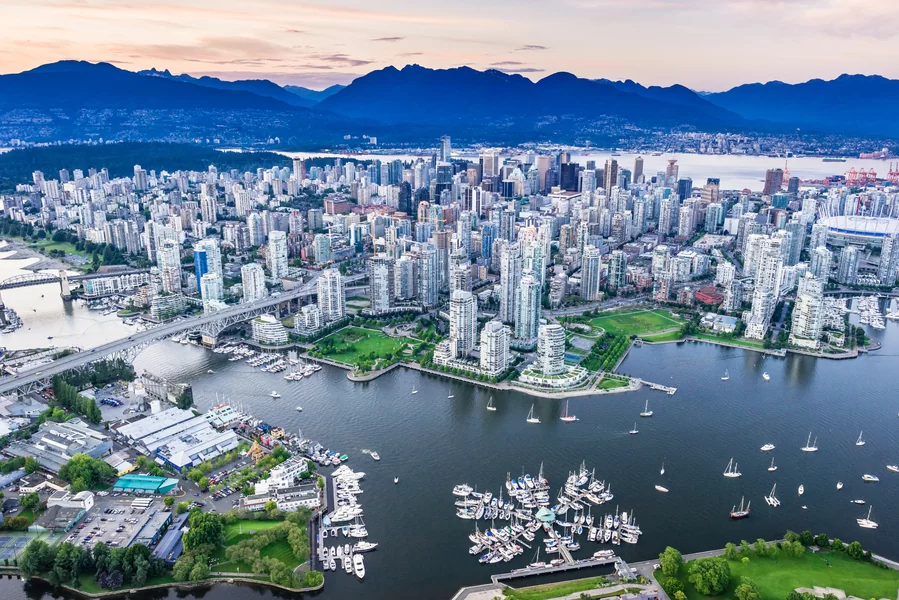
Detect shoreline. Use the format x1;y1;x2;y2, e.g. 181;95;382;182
25;574;324;598
0;237;71;272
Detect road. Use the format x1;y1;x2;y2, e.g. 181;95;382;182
0;272;365;395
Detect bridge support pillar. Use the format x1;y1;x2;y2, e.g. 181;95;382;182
201;334;217;349
59;270;72;301
0;291;6;326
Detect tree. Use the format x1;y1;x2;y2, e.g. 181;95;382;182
164;496;174;507
786;591;804;600
815;533;829;547
20;492;41;513
664;578;684;595
58;454;116;491
724;542;738;561
659;546;684;578
735;577;761;600
189;557;209;582
183;512;223;550
846;541;864;560
175;502;189;514
24;456;40;474
740;539;752;555
799;530;814;546
19;540;56;578
754;538;769;557
831;538;843;552
688;557;731;595
674;592;687;600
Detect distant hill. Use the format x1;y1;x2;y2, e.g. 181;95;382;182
0;61;294;110
284;84;345;104
595;78;735;120
139;68;316;107
318;64;745;130
705;74;899;137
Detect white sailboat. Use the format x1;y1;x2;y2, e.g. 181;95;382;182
560;400;578;422
768;457;777;472
765;483;780;507
857;505;878;529
762;372;770;381
486;396;497;411
660;461;665;476
721;369;729;381
856;431;865;446
411;386;418;395
723;458;742;478
800;432;818;452
629;422;639;435
639;400;653;417
526;404;540;424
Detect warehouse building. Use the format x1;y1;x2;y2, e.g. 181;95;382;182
113;474;179;495
4;419;112;474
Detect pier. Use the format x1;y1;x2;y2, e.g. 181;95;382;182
635;378;677;395
491;555;619;583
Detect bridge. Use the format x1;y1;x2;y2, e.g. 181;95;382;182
0;272;366;396
0;268;154;304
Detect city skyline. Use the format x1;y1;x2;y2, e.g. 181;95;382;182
4;0;899;90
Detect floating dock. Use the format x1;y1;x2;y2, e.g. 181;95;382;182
491;555;619;583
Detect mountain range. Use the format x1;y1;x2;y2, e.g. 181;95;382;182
1;60;898;143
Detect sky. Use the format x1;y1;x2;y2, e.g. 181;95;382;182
3;0;899;91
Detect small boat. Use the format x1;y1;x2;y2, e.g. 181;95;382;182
836;481;843;490
654;485;668;493
329;558;336;571
296;406;303;412
887;465;899;473
411;386;418;395
353;541;378;553
798;484;804;495
447;394;454;399
723;458;742;478
760;443;775;452
486;396;497;411
721;369;729;381
639;400;653;417
730;496;750;519
560;400;577;422
768;457;777;472
629;422;638;435
269;391;281;398
660;461;665;476
852;499;865;504
394;477;399;484
762;372;770;381
862;474;879;482
857;506;878;529
800;432;818;452
371;452;380;461
207;369;214;374
526;404;540;424
353;554;365;579
856;431;865;446
801;505;807;510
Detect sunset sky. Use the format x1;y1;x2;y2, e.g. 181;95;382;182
4;0;899;90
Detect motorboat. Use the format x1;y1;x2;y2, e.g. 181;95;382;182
269;391;281;398
353;541;378;553
394;477;399;484
798;485;804;495
353;554;365;579
762;372;770;381
857;506;878;529
723;458;742;478
207;369;214;374
800;432;818;452
862;474;879;482
837;481;843;490
453;484;473;496
370;452;380;461
730;496;750;519
526;404;540;424
852;499;866;504
295;406;303;412
639;400;653;417
760;443;775;452
887;465;899;473
654;485;669;493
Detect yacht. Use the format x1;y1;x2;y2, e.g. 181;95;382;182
760;443;776;452
639;400;653;417
764;484;780;507
857;506;878;529
721;369;729;381
353;541;378;553
370;452;380;461
852;499;866;504
887;465;899;473
207;369;214;374
836;481;843;490
768;457;777;472
862;474;879;482
453;484;473;497
628;423;639;435
762;372;770;381
486;396;497;411
394;477;399;484
798;484;804;496
856;431;866;446
730;497;751;519
526;404;540;424
654;485;669;493
560;400;578;422
269;391;281;398
800;432;818;452
295;406;303;412
353;554;365;579
723;458;742;478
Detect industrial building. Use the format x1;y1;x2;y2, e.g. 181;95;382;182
3;419;112;474
116;407;239;472
113;474;179;495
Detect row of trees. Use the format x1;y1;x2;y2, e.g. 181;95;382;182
62;358;135;388
582;334;629;372
0;455;39;475
19;539;166;589
51;377;102;424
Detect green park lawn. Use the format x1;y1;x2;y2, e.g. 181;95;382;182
690;332;765;349
503;577;638;600
77;572;175;593
660;551;899;600
317;327;424;365
590;309;684;338
223;519;285;539
33;239;80;255
642;330;685;343
597;375;631;389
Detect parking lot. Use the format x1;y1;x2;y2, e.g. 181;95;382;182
66;494;164;550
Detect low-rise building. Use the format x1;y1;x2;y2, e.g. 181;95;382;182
251;314;289;345
4;419;112;474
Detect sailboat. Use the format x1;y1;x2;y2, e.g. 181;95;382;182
528;547;546;569
857;506;878;529
560;400;578;422
411;386;418;395
730;496;750;519
660;461;665;476
447;394;454;399
800;432;818;452
721;369;729;381
765;483;780;507
768;457;777;472
629;422;639;435
723;458;742;478
856;431;865;446
486;396;497;411
639;400;653;417
526;404;540;424
762;372;770;381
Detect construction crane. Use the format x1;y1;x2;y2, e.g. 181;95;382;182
889;162;899;184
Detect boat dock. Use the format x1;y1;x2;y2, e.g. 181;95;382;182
490;555;619;583
636;378;677;395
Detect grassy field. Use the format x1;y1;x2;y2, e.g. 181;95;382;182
223;519;285;540
642;330;685;343
503;578;639;600
317;327;423;366
77;573;175;593
590;309;684;337
33;239;80;255
598;375;631;389
690;332;766;349
659;551;899;600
